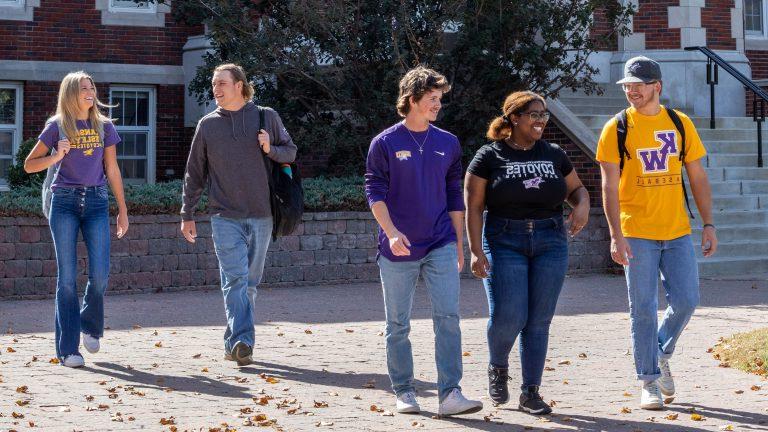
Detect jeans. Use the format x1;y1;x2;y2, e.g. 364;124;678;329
378;242;463;401
624;235;699;382
482;215;568;387
210;215;272;353
49;185;111;360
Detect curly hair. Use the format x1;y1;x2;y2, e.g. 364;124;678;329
396;66;451;117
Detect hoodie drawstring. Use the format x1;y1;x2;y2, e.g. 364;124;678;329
230;114;237;141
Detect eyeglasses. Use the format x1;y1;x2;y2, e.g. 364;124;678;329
622;81;657;92
519;111;550;122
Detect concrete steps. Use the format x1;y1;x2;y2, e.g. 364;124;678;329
556;89;768;279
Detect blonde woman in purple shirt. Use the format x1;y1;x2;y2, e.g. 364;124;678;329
25;71;129;368
365;66;482;417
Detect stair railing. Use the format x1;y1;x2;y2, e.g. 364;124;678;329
685;46;767;167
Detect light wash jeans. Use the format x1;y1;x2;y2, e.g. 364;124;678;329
625;235;700;382
377;242;463;401
49;185;111;360
482;215;569;386
210;215;272;354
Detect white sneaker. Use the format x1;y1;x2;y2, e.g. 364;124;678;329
640;380;663;410
658;359;675;400
82;333;100;354
395;391;420;414
438;388;483;416
62;354;85;368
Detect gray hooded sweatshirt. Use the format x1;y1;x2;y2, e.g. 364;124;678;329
181;101;297;221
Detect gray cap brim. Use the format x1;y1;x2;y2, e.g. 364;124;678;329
616;76;650;84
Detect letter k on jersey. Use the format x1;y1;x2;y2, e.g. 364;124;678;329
637;131;678;173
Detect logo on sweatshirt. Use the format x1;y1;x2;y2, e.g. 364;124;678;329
637;130;678;173
523;176;544;189
395;150;412;161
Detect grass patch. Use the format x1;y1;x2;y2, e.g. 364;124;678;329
711;328;768;377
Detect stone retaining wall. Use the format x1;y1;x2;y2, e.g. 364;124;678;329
0;209;612;300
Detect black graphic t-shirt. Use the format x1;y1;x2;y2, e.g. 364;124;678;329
467;140;574;219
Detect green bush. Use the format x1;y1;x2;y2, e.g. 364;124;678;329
7;138;45;189
0;177;368;217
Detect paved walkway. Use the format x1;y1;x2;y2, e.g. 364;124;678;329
1;275;767;432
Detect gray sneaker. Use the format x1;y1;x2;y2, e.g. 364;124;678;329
82;333;100;354
62;354;85;368
658;358;675;402
438;388;483;416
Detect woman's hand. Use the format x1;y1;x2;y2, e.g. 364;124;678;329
116;210;129;239
567;201;589;237
470;252;490;278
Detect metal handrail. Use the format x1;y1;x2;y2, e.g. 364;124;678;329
685;46;766;167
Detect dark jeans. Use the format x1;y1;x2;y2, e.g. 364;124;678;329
482;214;568;386
49;185;110;360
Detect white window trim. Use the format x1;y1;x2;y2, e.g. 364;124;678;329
0;82;23;191
108;0;156;13
109;86;156;184
746;0;768;39
0;0;25;8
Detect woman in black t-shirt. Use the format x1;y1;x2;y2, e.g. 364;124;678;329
464;91;590;415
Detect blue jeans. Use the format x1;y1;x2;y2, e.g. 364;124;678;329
49;185;111;360
378;242;463;401
482;215;568;387
210;215;272;353
625;235;699;382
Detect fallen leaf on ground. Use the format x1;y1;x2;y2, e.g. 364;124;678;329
6;347;16;353
159;416;176;425
11;412;24;419
622;392;632;397
735;390;744;394
192;353;201;359
691;413;704;421
548;400;557;407
558;360;571;365
314;401;329;408
751;385;761;391
315;421;334;426
98;404;109;410
328;391;338;396
201;368;209;372
15;386;28;393
240;407;253;414
345;329;354;333
666;413;678;420
352;395;361;400
720;425;734;431
15;400;29;406
154;341;162;348
381;411;394;416
49;358;59;364
621;407;632;414
544;367;555;371
578;353;587;359
152;330;158;336
304;329;313;334
370;405;382;412
462;351;471;356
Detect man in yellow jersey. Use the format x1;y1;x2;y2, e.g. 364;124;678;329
596;56;718;410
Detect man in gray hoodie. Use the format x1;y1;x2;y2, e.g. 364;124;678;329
181;63;297;366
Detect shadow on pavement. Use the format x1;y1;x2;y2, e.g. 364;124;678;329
87;362;254;399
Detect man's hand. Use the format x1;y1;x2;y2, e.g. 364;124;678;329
610;235;633;266
701;225;718;257
259;129;270;154
181;220;197;243
387;230;411;256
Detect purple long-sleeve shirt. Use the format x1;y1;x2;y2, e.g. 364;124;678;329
365;122;464;262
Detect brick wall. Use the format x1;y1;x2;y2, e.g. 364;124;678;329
590;7;620;51
0;211;613;300
0;0;200;65
156;85;195;181
543;124;602;208
702;1;737;50
635;0;680;50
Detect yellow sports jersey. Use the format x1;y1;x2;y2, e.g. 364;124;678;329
595;106;706;240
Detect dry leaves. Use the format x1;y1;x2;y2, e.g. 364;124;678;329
558;360;571;365
304;329;313;334
15;400;29;407
462;351;471;357
314;401;329;408
345;329;354;333
578;353;587;359
154;341;163;348
691;413;704;421
666;413;678;420
720;425;734;431
15;386;28;393
6;347;16;353
192;353;202;359
620;407;632;414
751;385;761;391
159;416;176;425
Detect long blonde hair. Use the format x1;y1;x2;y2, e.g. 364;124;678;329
51;71;113;141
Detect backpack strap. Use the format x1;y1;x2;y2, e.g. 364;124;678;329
665;107;695;219
615;109;630;173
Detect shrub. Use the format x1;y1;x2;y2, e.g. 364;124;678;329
7;138;45;189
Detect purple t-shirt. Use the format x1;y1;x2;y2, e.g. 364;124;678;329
38;119;120;188
365;122;464;262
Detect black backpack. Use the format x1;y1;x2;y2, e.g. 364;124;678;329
615;107;694;219
258;107;304;240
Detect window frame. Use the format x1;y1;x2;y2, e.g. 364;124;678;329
0;0;25;8
108;0;156;14
746;0;768;38
109;85;156;184
0;82;23;190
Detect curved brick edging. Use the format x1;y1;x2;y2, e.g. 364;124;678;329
0;209;612;300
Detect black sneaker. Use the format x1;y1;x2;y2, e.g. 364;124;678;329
488;364;510;405
518;385;552;415
231;341;253;366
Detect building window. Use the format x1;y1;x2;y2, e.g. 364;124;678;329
108;0;156;13
109;87;156;184
0;83;22;189
747;0;766;37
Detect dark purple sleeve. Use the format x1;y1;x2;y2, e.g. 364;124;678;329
102;122;121;147
37;121;59;150
365;137;389;207
446;138;465;212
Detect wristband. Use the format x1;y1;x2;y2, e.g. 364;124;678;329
703;223;715;230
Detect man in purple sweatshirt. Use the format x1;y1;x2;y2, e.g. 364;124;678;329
365;66;483;417
180;63;296;366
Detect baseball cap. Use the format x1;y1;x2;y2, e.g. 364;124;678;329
616;56;662;84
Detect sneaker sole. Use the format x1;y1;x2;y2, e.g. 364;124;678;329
640;403;664;410
396;407;420;414
233;344;253;366
488;390;509;406
518;405;552;415
438;405;483;417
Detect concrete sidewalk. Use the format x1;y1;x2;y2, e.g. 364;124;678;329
1;275;767;431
